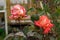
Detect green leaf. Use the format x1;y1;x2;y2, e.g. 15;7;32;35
23;25;35;35
36;8;43;12
43;4;50;13
27;8;35;12
31;14;39;22
27;8;35;15
33;32;43;40
23;26;29;35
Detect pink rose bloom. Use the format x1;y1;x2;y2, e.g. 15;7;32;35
9;4;26;20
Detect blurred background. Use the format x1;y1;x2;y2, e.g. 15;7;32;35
0;0;60;40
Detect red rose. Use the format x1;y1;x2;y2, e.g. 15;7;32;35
34;15;54;34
